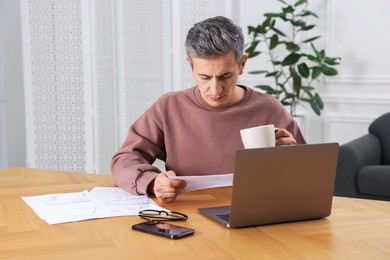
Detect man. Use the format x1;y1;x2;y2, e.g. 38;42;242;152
111;16;305;203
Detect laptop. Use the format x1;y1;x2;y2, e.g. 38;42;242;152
198;143;339;228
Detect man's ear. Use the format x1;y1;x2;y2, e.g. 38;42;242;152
186;56;194;71
239;53;248;75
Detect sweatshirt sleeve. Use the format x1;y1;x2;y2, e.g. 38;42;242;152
287;118;307;144
111;111;165;195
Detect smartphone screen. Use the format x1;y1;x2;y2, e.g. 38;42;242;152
132;220;194;239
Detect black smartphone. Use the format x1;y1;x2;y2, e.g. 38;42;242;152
132;220;194;239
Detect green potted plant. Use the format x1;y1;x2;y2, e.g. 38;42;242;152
245;0;341;116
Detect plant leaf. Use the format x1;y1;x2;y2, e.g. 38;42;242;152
314;93;324;109
277;0;289;5
255;85;277;95
312;66;322;79
246;51;261;58
248;25;257;34
262;17;272;28
245;40;260;53
311;44;325;60
290;67;302;96
249;25;266;34
297;62;310;78
302;36;321;43
265;71;279;77
319;50;325;59
285;42;300;52
277;83;288;92
311;43;321;57
302;86;315;92
310;101;321;116
282;53;301;66
282;6;295;13
321;64;338;76
264;12;285;18
300;10;319;18
248;70;268;74
298;24;315;31
271;27;286;37
324;56;341;65
295;0;307;7
291;20;306;27
306;54;318;63
270;34;279;49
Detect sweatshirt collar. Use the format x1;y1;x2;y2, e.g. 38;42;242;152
193;85;252;111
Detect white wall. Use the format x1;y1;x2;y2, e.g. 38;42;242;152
319;0;390;144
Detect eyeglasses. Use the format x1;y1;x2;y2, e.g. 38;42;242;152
138;209;188;221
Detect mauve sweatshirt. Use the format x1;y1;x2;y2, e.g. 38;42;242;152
111;86;306;195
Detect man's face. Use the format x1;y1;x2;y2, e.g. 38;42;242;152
187;51;247;107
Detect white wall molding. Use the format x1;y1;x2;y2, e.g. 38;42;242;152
89;0;117;174
325;76;390;85
324;113;378;123
0;102;7;169
323;113;377;144
321;95;390;105
0;1;5;169
20;0;34;168
81;0;95;173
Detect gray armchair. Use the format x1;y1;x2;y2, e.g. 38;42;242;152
334;112;390;201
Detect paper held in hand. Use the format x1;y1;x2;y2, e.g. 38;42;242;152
169;173;233;194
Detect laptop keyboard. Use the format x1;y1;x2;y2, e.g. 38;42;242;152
215;213;230;222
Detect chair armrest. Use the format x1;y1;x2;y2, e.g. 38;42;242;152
334;134;381;197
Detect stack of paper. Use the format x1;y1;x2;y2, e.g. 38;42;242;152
22;187;167;225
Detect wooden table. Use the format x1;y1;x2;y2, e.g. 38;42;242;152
1;167;390;259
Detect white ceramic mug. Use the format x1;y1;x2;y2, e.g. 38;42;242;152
240;124;276;149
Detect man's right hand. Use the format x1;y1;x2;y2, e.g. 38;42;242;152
151;171;187;203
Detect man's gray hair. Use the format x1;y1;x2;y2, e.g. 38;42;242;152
185;16;244;64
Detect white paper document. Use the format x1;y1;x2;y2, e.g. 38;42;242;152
22;187;167;225
169;173;233;193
